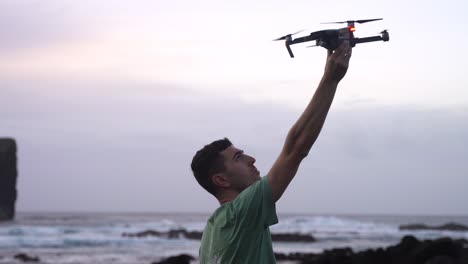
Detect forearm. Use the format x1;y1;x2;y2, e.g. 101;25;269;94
283;77;338;158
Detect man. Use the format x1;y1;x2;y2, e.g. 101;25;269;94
191;41;352;263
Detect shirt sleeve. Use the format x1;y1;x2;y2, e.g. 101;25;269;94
230;176;278;229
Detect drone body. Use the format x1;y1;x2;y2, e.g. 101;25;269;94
274;18;389;58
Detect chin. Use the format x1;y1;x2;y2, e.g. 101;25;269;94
254;169;260;177
254;174;261;181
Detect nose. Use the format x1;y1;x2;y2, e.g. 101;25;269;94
248;155;256;165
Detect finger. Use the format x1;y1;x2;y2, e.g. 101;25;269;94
344;45;352;61
346;47;352;59
332;41;349;57
342;47;352;67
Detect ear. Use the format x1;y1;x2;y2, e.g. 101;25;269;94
212;173;231;189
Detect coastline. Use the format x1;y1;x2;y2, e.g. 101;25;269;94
1;212;468;263
4;235;462;264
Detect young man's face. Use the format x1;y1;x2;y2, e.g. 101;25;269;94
220;145;261;192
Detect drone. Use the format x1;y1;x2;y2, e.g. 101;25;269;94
274;18;389;58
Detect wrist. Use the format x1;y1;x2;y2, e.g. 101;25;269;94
320;75;339;86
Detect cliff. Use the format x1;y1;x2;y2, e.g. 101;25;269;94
0;138;17;221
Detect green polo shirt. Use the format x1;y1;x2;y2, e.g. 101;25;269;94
199;176;278;264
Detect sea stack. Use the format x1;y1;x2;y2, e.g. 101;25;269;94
0;138;17;221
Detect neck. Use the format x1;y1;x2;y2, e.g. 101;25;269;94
217;190;239;205
218;198;231;205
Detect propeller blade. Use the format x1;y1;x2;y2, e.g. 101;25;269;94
355;18;383;24
322;18;383;24
321;21;346;24
306;45;318;48
273;36;286;41
273;29;304;41
292;29;304;35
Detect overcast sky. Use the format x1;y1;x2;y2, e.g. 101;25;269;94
1;0;467;216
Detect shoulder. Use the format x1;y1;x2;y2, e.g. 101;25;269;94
234;176;271;205
241;176;269;196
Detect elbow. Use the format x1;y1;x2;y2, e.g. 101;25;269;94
290;146;309;162
284;127;311;161
298;149;309;159
292;135;316;161
287;144;310;163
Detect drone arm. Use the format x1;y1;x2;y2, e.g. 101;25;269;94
353;35;388;45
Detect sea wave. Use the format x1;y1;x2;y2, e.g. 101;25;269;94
271;216;468;241
1;214;467;250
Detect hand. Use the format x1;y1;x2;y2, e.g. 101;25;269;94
323;41;352;83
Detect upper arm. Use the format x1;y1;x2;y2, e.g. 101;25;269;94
267;149;304;203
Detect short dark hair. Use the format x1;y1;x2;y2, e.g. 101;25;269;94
191;138;232;196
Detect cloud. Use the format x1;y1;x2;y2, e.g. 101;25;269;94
0;1;86;53
2;78;467;214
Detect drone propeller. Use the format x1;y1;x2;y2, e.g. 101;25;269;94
322;18;383;24
355;18;383;24
273;29;304;41
380;29;389;33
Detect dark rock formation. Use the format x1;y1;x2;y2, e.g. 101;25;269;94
14;253;40;262
400;222;468;232
275;235;468;264
0;138;17;221
272;233;316;242
123;229;203;240
123;229;316;242
275;252;318;262
155;236;468;264
151;254;194;264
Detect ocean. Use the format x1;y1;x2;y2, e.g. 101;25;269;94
1;212;468;263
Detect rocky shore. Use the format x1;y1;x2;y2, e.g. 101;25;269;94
400;223;468;232
275;235;468;264
153;235;468;264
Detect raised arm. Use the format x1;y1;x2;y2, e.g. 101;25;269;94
267;42;352;202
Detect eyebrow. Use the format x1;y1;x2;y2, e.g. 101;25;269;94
232;150;244;160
